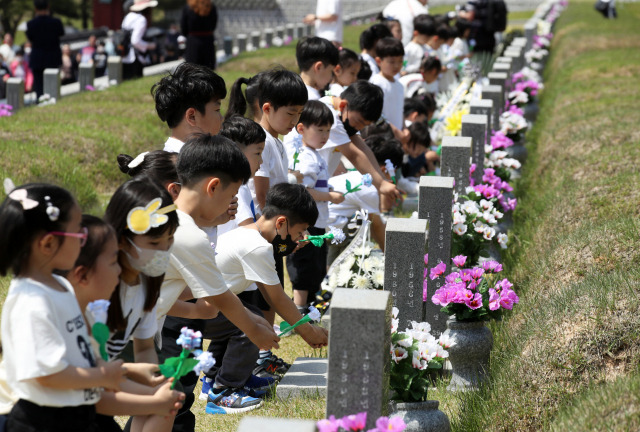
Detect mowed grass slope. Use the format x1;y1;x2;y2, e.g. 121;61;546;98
447;1;640;431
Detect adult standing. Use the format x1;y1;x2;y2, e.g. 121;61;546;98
25;0;64;98
458;0;497;54
303;0;343;47
180;0;218;69
121;0;157;80
382;0;429;46
0;34;15;64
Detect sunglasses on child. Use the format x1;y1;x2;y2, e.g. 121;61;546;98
48;227;89;247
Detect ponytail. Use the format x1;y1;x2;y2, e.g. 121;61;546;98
225;77;251;119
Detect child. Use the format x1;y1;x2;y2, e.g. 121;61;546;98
400;56;442;98
0;183;126;432
286;101;344;311
403;14;436;74
381;17;402;41
402;120;438;178
329;47;361;97
403;97;431;127
152;62;226;153
370;37;406;133
359;23;392;76
225;72;265;123
206;184;329;412
296;36;339;100
118;150;180;200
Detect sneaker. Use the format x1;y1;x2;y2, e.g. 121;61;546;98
199;376;213;401
253;353;291;376
206;387;263;414
243;374;277;397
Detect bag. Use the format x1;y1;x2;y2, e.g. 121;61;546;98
486;0;508;32
113;29;132;56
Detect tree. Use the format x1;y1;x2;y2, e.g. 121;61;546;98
0;0;81;37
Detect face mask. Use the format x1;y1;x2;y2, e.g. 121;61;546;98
341;111;359;137
271;220;298;258
125;238;171;277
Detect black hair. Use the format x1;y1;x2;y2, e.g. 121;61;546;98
413;14;436;36
228;67;307;115
412;93;436;114
433;14;451;27
103;175;179;330
220;116;267;148
337;47;360;70
262;183;318;227
359;23;392;51
436;24;451;41
73;214;117;275
117;150;178;186
296;36;339;72
340;80;384;122
454;18;472;37
298;100;334;128
380;18;401;34
403;97;429;118
34;0;49;11
0;183;76;276
151;62;227;129
360;120;394;141
365;135;404;167
407;121;432;149
375;37;404;59
420;56;442;73
177;133;251;187
357;58;372;80
225;72;265;119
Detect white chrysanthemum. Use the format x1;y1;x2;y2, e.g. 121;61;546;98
498;233;508;249
337;266;352;286
361;258;378;273
328;271;339;290
479;199;493;210
351;274;371;289
373;270;385;288
483;226;496;240
453;223;467;236
453;212;466;225
342;255;356;270
474;221;486;233
461;201;479;215
356;245;372;256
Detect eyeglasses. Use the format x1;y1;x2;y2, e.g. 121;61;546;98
49;227;89;247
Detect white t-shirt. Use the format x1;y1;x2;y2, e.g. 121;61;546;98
216;228;281;295
106;280;158;359
1;276;101;407
163;136;184;153
370;73;404;130
121;12;151;64
217;184;256;237
317;96;352;176
0;361;17;415
306;84;322;101
315;0;343;43
403;41;427;74
157;210;228;321
382;0;429;46
329;82;346;97
254;130;289;188
328;171;380;226
360;52;379;76
298;146;331;228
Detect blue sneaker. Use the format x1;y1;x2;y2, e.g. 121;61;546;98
206;387;263;414
243;374;277;397
199;376;213;401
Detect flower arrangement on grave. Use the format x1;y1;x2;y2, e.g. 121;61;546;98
430;78;474;144
470;167;517;214
499;110;528;141
444;106;469;137
158;327;215;389
430;257;519;321
0;103;13;117
317;412;406;432
389;307;453;402
325;241;384;291
87;300;111;361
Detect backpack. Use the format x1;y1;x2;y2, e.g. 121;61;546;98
486;0;508;32
113;29;132;57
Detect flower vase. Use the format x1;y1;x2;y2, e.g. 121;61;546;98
477;242;501;267
523;100;539;122
443;318;493;391
506;141;528;164
389;401;450;432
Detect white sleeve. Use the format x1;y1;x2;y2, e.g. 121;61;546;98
255;137;275;178
239;245;281;286
132;306;158;340
297;150;319;188
235;186;255;223
130;15;150;53
318;0;339;15
404;44;424;74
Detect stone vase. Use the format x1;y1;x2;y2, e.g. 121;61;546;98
389;401;451;432
443;318;493;391
506;143;528;164
523;101;539;122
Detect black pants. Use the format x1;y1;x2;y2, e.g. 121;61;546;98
123;59;143;80
286;226;328;304
6;399;97;432
32;68;44;99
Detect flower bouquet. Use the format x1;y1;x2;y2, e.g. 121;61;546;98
318;412;406;432
325;241;384;291
499;110;528;142
430;257;519;321
389;307;453;402
159;327;215;388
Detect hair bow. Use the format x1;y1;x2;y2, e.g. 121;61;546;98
8;189;39;210
127;198;176;234
128;152;149;169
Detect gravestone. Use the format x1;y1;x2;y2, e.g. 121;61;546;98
286;23;295;40
6;78;24;111
481;85;503;132
264;28;274;46
306;24;313;37
250;32;260;50
276;357;327;398
276;26;285;40
296;23;305;39
326;289;391;430
440;136;472;196
469;99;493;129
107;56;123;84
418;176;455;336
461;114;488;185
494;57;513;75
488;72;508;100
505;47;524;70
237;417;316;432
78;63;95;92
492;62;510;75
223;36;233;56
383;218;428;329
237;34;247;53
43;68;61;100
524;20;537;51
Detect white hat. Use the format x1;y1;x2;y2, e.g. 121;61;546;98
130;0;158;12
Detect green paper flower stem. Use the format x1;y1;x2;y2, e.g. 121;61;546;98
278;315;312;337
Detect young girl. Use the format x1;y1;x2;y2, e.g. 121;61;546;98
225;71;265;123
66;215;184;432
0;183;126;432
329;48;361;97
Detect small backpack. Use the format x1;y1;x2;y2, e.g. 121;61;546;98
486;0;508;32
113;29;132;57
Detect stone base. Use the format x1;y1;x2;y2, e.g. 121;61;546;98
389;400;451;432
506;144;528;164
275;357;327;399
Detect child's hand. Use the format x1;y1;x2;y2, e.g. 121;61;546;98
298;324;329;349
152;378;186;418
100;359;127;391
124;362;165;387
328;191;345;204
289;169;304;183
212;196;239;225
246;322;280;351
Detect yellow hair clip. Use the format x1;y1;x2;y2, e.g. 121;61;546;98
126;198;177;234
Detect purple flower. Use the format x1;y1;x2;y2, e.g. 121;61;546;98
317;416;341;432
465;292;483;309
470;267;485;279
452;255;467;268
341;412;367;431
445;271;461;284
429;262;447;280
423;279;429;301
482;261;503;273
488;289;500;310
495;278;514;293
424;253;428;265
375;416;407;432
508;104;524;116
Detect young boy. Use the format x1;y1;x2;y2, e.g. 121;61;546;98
402;120;438;178
400;56;442;98
206;184;328;411
403;97;431;127
158;134;280;416
152;62;226;153
359;23;392;76
296;36;339;100
403;14;436;74
370;37;405;132
286;101;344;312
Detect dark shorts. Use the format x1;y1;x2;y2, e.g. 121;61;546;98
7;399;96;432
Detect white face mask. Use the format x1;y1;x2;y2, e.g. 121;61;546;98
125;238;171;277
